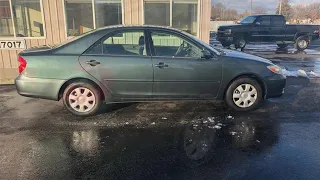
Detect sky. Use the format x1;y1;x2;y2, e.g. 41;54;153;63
211;0;318;13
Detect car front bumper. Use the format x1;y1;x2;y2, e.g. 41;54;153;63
265;74;286;98
15;75;66;101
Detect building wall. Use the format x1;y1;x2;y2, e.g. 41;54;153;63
0;0;211;84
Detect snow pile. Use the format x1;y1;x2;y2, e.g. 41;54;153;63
282;69;320;78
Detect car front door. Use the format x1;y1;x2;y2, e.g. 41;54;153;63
79;29;153;99
148;30;222;99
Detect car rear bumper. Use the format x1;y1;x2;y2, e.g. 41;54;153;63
265;74;286;98
15;75;66;101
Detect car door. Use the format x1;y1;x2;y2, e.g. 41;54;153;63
148;30;222;99
270;16;286;42
250;16;271;42
79;29;153;99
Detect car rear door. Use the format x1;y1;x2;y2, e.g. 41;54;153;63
79;29;153;99
148;30;222;99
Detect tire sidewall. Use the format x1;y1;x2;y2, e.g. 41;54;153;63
63;81;102;116
225;77;263;111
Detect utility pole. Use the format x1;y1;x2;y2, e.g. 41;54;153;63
279;0;282;15
250;0;252;15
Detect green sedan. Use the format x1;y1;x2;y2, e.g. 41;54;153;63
15;26;286;116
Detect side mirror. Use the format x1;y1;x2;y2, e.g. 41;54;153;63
201;50;212;59
255;22;261;25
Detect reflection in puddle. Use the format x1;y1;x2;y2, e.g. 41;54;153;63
65;115;279;178
72;130;100;155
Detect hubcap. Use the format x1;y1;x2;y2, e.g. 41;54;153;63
239;39;246;48
233;84;257;108
68;87;96;113
298;40;307;48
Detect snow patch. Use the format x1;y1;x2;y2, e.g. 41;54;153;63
282;69;320;78
207;117;215;123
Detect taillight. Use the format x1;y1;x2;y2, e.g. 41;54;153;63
18;56;27;73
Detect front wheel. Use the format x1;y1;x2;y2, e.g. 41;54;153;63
63;80;103;116
225;77;263;111
234;37;247;51
295;36;309;51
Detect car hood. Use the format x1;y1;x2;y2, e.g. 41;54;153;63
222;49;273;64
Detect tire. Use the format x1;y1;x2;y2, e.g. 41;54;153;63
277;44;288;49
63;80;103;116
294;36;309;51
234;36;247;50
225;77;263;111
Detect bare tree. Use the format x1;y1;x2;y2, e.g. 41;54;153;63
253;7;266;15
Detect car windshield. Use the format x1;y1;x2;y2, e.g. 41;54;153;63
240;16;257;24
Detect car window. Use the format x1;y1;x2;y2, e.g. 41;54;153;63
150;31;202;58
271;16;285;26
257;16;271;26
85;31;147;56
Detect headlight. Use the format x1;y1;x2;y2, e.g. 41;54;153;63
225;29;232;35
267;65;283;75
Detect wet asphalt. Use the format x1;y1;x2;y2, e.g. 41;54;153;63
1;44;320;179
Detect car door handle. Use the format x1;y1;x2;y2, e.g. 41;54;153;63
85;60;100;66
155;62;169;68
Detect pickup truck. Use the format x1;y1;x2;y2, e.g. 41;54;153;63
217;15;320;51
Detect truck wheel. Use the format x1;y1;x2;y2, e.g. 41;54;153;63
277;44;288;49
225;77;263;111
235;37;247;51
295;36;309;51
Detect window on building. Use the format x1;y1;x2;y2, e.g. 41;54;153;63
0;0;14;36
65;0;94;36
0;0;44;37
65;0;123;36
144;0;198;36
11;0;44;37
172;0;198;36
150;31;202;58
144;0;170;26
95;0;122;28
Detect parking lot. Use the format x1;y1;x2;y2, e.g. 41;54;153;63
1;41;320;179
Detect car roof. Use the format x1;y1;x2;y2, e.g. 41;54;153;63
96;25;184;33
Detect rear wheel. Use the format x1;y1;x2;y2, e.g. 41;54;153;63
225;77;263;111
63;80;102;116
277;44;288;49
295;36;309;51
